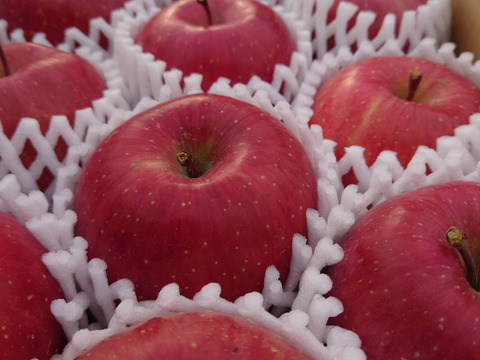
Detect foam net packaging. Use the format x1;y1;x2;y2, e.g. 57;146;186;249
0;0;473;359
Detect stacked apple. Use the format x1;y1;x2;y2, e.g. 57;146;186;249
132;0;297;91
308;55;480;186
0;0;129;46
1;0;479;359
0;212;67;360
0;42;107;191
73;93;318;302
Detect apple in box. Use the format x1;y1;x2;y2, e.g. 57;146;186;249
74;311;311;359
326;0;428;49
326;181;480;359
0;42;106;190
74;93;317;302
309;56;480;185
0;0;128;46
134;0;296;91
0;212;67;359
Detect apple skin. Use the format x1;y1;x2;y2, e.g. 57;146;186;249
0;0;128;46
309;56;480;185
0;42;106;190
326;181;480;359
74;93;317;302
327;0;428;48
0;212;67;359
74;311;311;359
134;0;296;91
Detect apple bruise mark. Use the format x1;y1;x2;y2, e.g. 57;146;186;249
406;71;422;102
197;0;213;26
177;150;201;178
0;43;10;77
446;226;479;290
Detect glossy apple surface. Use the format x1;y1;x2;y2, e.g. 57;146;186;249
326;181;480;359
74;311;311;359
309;56;480;185
0;0;128;45
74;93;317;302
134;0;296;91
0;212;66;359
0;42;106;189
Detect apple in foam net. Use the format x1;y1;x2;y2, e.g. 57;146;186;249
74;311;311;359
74;93;317;302
326;0;428;49
0;0;128;46
0;212;66;359
309;56;480;185
134;0;296;91
0;42;106;190
326;181;480;359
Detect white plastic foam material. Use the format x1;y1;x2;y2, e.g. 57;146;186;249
112;0;313;106
281;0;450;58
0;18;131;198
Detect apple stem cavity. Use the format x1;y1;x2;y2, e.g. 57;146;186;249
177;151;201;178
197;0;213;26
446;227;478;290
0;43;10;77
406;71;422;102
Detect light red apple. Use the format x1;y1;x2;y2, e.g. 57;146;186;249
74;93;318;302
74;311;311;359
0;0;128;46
0;212;67;359
326;181;480;359
134;0;296;91
309;56;480;185
0;42;106;190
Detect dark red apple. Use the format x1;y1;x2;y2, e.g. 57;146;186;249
0;211;67;359
74;93;317;302
0;42;106;190
74;311;311;359
134;0;296;91
326;181;480;359
0;0;128;46
309;56;480;185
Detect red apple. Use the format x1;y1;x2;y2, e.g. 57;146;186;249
326;181;480;359
327;0;428;49
0;0;128;46
0;211;67;359
134;0;296;91
74;311;311;359
0;42;106;190
74;93;317;302
309;56;480;185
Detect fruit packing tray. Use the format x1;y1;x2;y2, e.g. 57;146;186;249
0;0;469;359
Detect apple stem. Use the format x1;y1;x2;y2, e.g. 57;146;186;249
446;227;478;290
197;0;213;26
177;151;201;178
406;71;422;102
0;43;10;77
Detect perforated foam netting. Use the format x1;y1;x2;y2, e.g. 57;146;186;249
2;1;476;359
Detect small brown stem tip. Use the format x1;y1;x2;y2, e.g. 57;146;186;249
406;71;422;102
177;151;201;178
446;227;478;290
197;0;213;26
0;43;10;77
